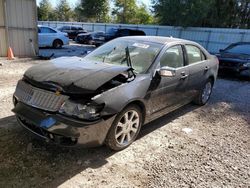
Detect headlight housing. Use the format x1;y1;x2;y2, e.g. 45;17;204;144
59;100;104;120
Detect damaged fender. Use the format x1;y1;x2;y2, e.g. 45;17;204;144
92;74;152;116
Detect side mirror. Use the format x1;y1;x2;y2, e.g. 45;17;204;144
219;49;224;53
158;66;176;77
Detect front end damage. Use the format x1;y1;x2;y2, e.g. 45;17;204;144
12;62;136;147
13;101;115;147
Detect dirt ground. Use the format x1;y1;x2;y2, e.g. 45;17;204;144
0;58;249;188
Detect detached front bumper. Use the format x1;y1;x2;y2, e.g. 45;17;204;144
12;102;115;147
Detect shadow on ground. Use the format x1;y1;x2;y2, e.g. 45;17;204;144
0;77;249;187
0;103;198;187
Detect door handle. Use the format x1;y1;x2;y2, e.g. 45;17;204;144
180;72;188;79
204;66;209;71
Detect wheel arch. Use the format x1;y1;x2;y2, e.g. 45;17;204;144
208;75;215;86
122;99;147;125
53;38;63;45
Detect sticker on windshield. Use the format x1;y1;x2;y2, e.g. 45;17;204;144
132;43;149;49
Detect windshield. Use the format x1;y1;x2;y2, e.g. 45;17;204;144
84;38;163;73
224;44;250;55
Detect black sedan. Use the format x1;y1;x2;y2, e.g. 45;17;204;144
12;36;218;150
94;28;146;46
57;25;87;39
216;42;250;77
75;31;105;45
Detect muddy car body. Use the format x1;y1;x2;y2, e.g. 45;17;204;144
13;36;219;150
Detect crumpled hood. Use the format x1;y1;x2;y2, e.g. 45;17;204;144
25;57;130;91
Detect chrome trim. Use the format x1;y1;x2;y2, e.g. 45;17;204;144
14;80;69;112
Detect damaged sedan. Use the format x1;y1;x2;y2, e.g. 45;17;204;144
12;36;219;150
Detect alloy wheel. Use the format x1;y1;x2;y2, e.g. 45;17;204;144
115;110;140;146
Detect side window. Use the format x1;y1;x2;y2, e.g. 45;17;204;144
40;27;56;33
64;26;70;30
160;45;184;68
186;45;204;64
119;29;130;36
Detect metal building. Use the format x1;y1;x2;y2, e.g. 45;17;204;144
0;0;38;57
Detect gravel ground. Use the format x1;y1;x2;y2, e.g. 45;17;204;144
0;58;249;188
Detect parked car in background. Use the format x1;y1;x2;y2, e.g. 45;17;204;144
94;28;146;46
75;31;105;45
57;25;87;39
12;36;218;150
216;42;250;77
38;26;69;48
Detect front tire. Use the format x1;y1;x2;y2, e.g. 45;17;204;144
193;79;213;105
105;105;142;151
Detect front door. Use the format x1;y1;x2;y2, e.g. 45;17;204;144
149;45;189;115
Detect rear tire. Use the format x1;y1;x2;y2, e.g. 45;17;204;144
53;39;63;49
193;79;213;105
105;105;142;151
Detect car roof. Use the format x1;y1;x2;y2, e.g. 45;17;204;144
120;36;193;45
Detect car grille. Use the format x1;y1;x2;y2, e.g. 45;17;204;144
14;80;69;112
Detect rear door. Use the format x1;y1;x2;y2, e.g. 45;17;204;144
184;44;210;97
149;45;190;115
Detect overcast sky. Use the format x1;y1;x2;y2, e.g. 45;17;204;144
37;0;152;8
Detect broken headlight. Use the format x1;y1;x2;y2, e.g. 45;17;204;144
59;100;104;120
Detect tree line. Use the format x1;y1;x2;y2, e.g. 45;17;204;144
38;0;250;29
37;0;154;24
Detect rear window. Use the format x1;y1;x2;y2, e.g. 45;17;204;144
186;45;205;64
60;26;70;30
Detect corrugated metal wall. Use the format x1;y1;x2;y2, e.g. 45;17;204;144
0;0;7;56
0;0;38;57
39;21;250;53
